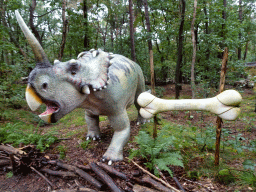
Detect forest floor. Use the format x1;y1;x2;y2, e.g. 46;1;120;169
0;84;255;192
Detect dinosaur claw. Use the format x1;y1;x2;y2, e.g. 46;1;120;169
108;160;113;166
93;137;96;141
102;158;106;162
86;137;90;141
89;49;95;52
136;122;140;126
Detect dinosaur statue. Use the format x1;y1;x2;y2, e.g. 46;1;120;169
15;11;146;164
16;10;242;165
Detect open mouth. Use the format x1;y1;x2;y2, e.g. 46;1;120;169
26;84;60;123
40;101;60;116
39;101;60;123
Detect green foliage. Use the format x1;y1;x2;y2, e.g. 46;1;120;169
129;126;183;177
57;145;67;159
0;123;59;152
80;140;91;150
6;172;13;178
216;169;235;185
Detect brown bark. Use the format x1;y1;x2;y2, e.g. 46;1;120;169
0;145;27;155
243;41;249;60
238;0;242;60
90;162;123;192
83;0;89;49
30;166;56;189
0;159;10;166
129;0;136;61
128;158;180;192
40;168;77;178
49;160;103;189
58;0;68;60
142;176;173;192
97;162;128;180
214;47;228;166
175;0;186;99
29;0;43;45
191;0;197;99
143;0;157;139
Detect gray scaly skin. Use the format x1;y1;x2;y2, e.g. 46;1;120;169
49;50;146;162
15;10;146;163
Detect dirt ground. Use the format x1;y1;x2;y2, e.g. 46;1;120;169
0;84;255;192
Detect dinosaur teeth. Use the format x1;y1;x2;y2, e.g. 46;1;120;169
92;51;98;57
82;85;90;94
93;88;97;92
103;85;107;89
54;59;60;64
69;59;76;63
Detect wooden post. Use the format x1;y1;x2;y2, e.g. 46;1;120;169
143;0;157;138
214;47;228;166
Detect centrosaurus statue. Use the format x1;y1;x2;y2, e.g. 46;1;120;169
15;11;242;165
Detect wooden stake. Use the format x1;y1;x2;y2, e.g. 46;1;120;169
214;47;228;166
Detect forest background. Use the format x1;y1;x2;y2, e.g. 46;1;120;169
0;0;256;190
1;0;256;104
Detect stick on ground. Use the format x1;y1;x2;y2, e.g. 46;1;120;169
30;166;56;189
90;162;123;192
128;158;180;192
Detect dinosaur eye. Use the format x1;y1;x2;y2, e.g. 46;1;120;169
71;71;76;75
42;82;48;90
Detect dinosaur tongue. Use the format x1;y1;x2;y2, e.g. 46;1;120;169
40;105;59;116
39;103;59;123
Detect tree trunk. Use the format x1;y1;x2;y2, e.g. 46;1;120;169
58;0;68;60
143;0;157;139
29;0;43;45
175;0;186;99
238;0;242;60
129;0;136;62
243;41;249;60
83;0;89;49
191;0;197;99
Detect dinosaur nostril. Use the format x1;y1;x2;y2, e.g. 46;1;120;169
42;82;48;90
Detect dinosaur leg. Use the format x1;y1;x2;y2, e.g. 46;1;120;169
103;110;130;163
85;111;100;140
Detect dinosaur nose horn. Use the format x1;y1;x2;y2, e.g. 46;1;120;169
15;10;51;67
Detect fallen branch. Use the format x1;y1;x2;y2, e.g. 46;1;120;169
76;164;91;171
97;162;128;180
0;159;10;166
0;145;26;155
30;166;56;189
41;168;77;178
90;162;123;192
133;184;158;192
173;177;185;192
128;158;180;192
142;176;173;192
49;160;103;190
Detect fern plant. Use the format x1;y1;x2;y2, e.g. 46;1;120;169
0;123;59;151
129;125;183;177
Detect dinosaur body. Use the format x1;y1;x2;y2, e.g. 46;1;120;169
15;11;145;162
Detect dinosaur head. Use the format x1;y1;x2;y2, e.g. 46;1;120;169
15;11;110;123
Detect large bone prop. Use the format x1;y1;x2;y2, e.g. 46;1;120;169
137;90;242;121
